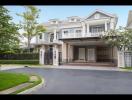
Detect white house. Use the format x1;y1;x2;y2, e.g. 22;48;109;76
35;9;119;67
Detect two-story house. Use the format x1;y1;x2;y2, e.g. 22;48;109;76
35;9;118;66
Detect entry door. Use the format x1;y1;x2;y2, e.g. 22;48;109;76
79;48;85;60
87;48;95;62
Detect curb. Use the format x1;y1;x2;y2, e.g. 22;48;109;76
18;77;45;94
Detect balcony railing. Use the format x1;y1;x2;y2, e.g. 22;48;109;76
61;32;104;39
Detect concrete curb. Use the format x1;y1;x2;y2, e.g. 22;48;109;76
18;77;45;94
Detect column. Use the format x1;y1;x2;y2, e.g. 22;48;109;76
62;42;67;63
105;21;107;31
117;51;125;67
110;18;114;29
82;22;86;37
70;45;73;62
53;45;59;66
87;23;89;36
39;45;45;65
53;29;57;42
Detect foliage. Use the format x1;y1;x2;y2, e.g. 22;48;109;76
0;6;20;53
0;53;39;60
101;27;132;51
0;60;39;64
17;6;46;52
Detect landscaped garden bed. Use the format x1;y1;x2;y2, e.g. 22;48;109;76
0;60;39;64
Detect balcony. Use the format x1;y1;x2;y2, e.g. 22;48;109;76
61;32;104;39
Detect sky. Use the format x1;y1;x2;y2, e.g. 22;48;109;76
4;6;132;43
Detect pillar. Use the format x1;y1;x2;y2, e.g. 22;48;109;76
62;42;67;63
105;21;107;31
53;29;57;41
53;45;59;66
117;51;125;68
39;45;45;65
82;22;86;37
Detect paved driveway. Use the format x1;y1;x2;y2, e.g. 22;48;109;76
3;67;132;94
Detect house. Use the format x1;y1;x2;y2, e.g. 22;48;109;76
35;9;119;67
118;10;132;67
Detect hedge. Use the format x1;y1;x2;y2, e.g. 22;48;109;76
0;60;39;64
0;53;39;60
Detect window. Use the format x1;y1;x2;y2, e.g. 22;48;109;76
69;29;74;33
71;18;75;22
64;30;68;34
76;30;81;33
90;24;105;33
94;14;100;19
50;34;54;42
39;34;42;39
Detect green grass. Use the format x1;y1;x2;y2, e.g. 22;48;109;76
0;72;29;91
0;60;39;64
121;67;132;70
11;75;42;94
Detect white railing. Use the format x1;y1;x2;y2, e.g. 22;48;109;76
62;32;105;39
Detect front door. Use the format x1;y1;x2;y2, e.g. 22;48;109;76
87;48;95;62
79;48;85;60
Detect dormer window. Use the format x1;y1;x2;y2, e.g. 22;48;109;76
71;18;75;22
94;14;100;19
49;19;59;24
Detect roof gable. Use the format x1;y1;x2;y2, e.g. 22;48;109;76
84;9;116;20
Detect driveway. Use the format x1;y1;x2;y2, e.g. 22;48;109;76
3;67;132;94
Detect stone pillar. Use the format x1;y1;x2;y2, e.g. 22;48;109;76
39;45;45;65
117;51;125;68
53;45;59;66
62;42;67;63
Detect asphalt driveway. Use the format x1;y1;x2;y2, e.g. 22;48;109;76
3;67;132;94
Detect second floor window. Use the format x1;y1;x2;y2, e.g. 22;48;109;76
76;30;81;33
63;30;68;35
50;34;54;42
90;24;105;33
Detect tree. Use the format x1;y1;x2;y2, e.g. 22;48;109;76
101;27;132;51
17;6;46;53
0;6;20;53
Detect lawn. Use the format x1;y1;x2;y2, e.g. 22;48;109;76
0;72;29;91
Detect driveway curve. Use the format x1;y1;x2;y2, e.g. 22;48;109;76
3;67;132;94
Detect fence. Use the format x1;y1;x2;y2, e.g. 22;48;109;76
0;53;39;60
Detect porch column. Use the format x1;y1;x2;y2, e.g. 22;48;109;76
53;29;57;41
117;51;125;67
62;42;67;63
87;23;89;34
82;22;86;37
105;21;107;31
67;44;73;62
39;45;45;65
110;19;115;29
53;45;59;66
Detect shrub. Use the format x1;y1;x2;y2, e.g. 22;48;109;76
0;60;39;64
0;53;39;60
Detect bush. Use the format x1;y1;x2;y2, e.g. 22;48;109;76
0;60;39;64
0;53;39;60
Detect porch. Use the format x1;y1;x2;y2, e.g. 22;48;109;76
61;38;118;67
